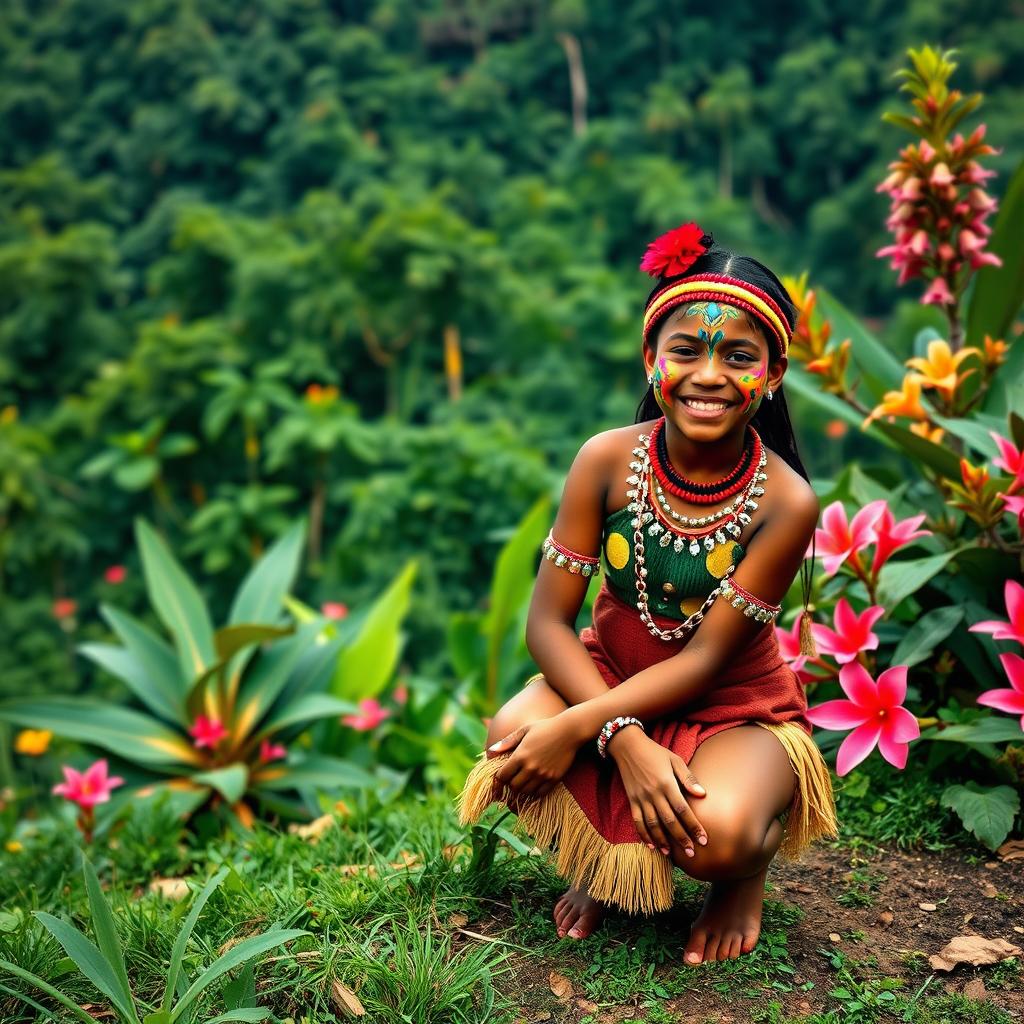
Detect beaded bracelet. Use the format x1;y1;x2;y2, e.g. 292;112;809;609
597;716;645;759
718;577;782;623
542;531;600;578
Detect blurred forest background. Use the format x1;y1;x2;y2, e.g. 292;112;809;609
2;0;1022;702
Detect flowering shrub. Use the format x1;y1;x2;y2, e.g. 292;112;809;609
781;46;1024;849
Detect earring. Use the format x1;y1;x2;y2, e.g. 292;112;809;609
767;387;774;401
647;372;654;385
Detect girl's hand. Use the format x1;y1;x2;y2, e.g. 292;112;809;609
612;732;707;858
488;717;579;800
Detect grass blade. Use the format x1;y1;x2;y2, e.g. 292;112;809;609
0;963;99;1024
82;857;138;1024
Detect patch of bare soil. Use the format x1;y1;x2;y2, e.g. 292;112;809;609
458;842;1024;1023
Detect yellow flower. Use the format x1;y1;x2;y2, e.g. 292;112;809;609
5;840;23;854
960;458;989;496
14;729;52;756
904;340;978;401
909;421;944;443
863;373;929;427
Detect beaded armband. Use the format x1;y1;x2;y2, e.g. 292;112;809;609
719;577;781;624
597;716;645;759
542;531;600;578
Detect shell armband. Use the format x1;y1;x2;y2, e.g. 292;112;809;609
542;531;600;578
719;577;781;624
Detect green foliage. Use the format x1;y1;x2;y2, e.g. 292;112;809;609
941;783;1020;851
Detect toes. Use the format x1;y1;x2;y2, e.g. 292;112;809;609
684;928;708;966
740;930;759;954
719;934;740;961
702;933;721;963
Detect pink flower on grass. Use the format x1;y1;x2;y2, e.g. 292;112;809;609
812;598;885;664
103;565;127;585
870;506;932;575
991;432;1024;493
806;663;920;775
977;653;1024;731
52;760;124;809
259;739;287;763
810;500;885;576
189;715;228;750
341;698;390;732
321;602;349;620
969;581;1024;645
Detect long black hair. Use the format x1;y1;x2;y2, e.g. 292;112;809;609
634;243;816;610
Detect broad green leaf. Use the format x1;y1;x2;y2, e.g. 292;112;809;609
0;699;202;767
446;611;486;682
876;550;960;610
872;421;963;480
161;868;229;1014
967;158;1024;349
144;1013;173;1024
922;718;1024;744
78;642;185;726
205;1011;272;1023
115;456;159;491
136;518;216;682
890;606;964;669
941;783;1020;851
213;624;293;664
332;561;417;702
192;764;248;804
255;693;360;738
170;929;307;1022
484;498;550;707
816;287;907;399
779;365;869;432
34;912;139;1023
0;962;98;1024
254;755;375;791
229;519;306;626
82;857;135;1019
101;605;188;719
929;414;1001;459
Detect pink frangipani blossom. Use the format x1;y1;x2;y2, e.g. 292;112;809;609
969;581;1024;645
871;505;932;575
103;565;126;585
998;493;1024;532
990;432;1024;492
806;663;920;775
809;500;886;577
259;739;287;763
341;698;390;732
976;653;1024;731
812;598;885;665
921;276;954;306
52;760;124;809
189;715;227;750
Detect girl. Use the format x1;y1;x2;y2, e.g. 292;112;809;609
458;223;837;966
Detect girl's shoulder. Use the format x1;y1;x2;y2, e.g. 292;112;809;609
756;446;820;534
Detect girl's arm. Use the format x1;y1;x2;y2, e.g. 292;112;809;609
557;482;820;745
524;431;621;709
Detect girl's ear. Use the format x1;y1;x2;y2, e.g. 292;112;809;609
643;341;657;379
768;356;788;393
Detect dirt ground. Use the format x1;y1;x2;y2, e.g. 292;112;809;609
459;841;1024;1023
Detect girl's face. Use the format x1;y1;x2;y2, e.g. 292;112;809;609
644;301;786;436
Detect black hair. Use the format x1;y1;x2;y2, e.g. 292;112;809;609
634;243;816;609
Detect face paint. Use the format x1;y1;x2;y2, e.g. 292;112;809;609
685;301;739;331
697;326;725;360
650;354;683;414
737;361;767;414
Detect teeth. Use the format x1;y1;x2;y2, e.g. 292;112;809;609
683;398;729;410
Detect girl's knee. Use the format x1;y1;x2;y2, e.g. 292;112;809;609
671;812;768;880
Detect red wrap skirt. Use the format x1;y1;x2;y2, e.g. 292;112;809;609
457;582;837;915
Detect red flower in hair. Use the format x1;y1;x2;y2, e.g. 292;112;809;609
639;222;712;278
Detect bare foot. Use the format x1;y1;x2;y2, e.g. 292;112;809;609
682;864;767;965
552;884;606;939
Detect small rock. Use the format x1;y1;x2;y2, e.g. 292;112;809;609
877;910;894;927
829;933;841;942
448;912;469;928
983;862;999;870
1014;926;1024;935
963;978;987;1002
575;999;599;1013
799;1001;812;1013
919;903;937;912
982;883;998;899
912;879;928;890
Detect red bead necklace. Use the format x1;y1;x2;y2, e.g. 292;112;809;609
647;418;762;504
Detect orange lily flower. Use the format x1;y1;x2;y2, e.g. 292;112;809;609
909;421;944;444
904;339;978;401
983;334;1008;371
863;373;930;427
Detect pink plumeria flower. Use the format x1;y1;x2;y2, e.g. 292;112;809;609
321;601;349;620
812;598;885;665
990;431;1024;493
259;739;287;763
809;500;885;577
189;715;228;750
921;276;954;306
870;505;932;576
52;760;124;809
341;698;390;732
103;565;127;585
806;663;920;775
998;492;1024;532
969;580;1024;645
977;653;1024;731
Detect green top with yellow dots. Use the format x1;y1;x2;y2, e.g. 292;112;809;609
602;506;746;621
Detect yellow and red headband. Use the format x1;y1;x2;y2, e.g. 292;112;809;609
639;222;792;359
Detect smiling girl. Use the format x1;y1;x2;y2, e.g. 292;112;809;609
458;223;837;966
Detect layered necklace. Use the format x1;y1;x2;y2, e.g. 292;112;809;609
625;419;768;641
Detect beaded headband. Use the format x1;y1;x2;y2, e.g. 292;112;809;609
643;274;792;359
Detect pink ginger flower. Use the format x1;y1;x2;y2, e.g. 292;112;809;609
103;565;126;585
259;739;286;763
991;432;1024;492
342;698;390;732
871;506;932;575
969;580;1024;645
998;492;1024;531
806;663;920;775
809;499;885;577
921;276;953;306
52;759;124;809
189;715;228;750
321;601;349;620
977;653;1024;731
812;598;885;665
